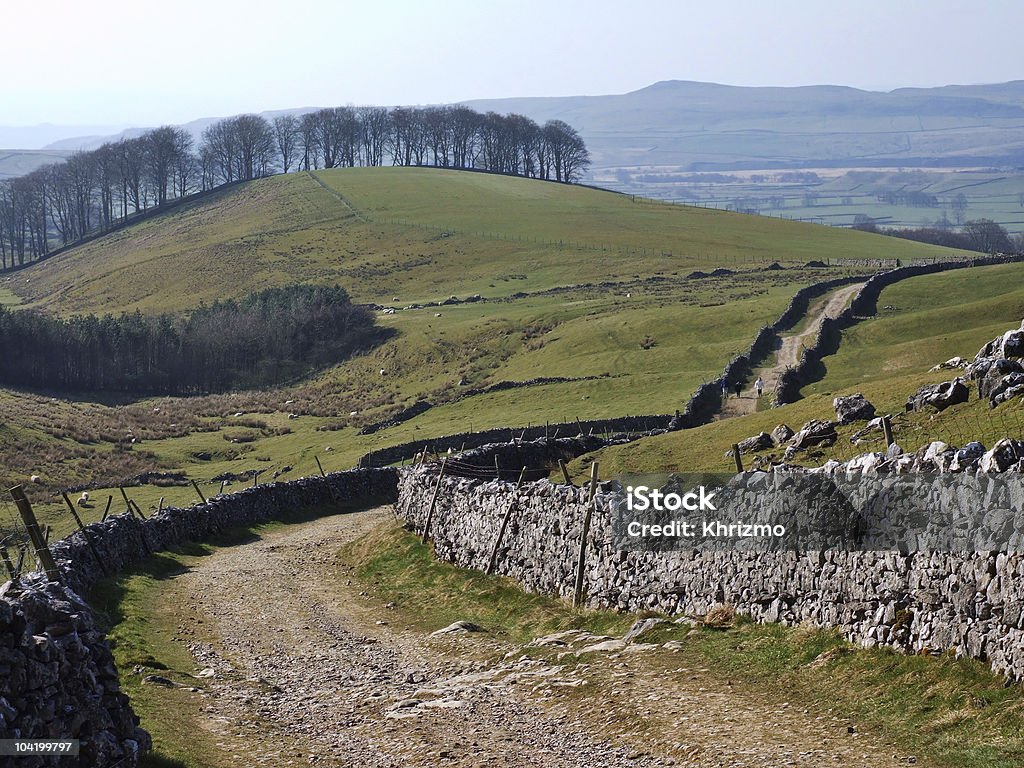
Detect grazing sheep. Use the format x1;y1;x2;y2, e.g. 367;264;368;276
78;492;90;506
288;413;299;420
379;368;386;376
30;474;41;484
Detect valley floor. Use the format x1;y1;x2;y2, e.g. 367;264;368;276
141;508;911;767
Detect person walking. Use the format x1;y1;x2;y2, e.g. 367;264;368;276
754;376;764;398
721;379;729;400
734;380;742;398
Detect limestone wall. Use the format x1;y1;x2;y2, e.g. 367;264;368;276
396;467;1024;681
1;467;399;767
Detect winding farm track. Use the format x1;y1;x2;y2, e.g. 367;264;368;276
719;282;866;418
166;508;909;767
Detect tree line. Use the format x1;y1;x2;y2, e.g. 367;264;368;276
0;285;385;394
853;216;1023;254
0;106;591;269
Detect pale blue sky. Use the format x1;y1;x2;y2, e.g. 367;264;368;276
3;0;1023;127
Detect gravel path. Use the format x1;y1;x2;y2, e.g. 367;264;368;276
720;283;865;418
164;507;916;767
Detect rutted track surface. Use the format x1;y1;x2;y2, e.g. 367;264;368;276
720;282;865;418
166;508;910;767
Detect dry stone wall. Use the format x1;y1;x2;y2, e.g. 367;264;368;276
775;253;1024;405
1;467;399;767
396;467;1024;681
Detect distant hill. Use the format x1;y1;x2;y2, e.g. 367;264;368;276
464;80;1024;171
29;81;1024;178
0;149;72;179
41;107;322;151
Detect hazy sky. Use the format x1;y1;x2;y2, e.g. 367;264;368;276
3;0;1023;128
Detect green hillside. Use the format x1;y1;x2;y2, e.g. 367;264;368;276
0;168;965;533
13;167;959;316
575;260;1024;479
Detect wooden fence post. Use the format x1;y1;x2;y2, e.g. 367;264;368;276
420;457;448;544
558;459;574;486
882;415;894;447
191;479;207;504
315;456;326;477
61;491;110;575
486;466;527;575
118;486;134;515
732;444;744;474
573;462;600;608
0;542;15;579
101;495;113;521
8;485;60;583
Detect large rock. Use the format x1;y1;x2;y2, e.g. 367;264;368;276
950;441;986;472
771;424;795;446
905;378;969;412
735;432;773;454
789;419;838;450
979;439;1024;473
929;356;968;372
990;372;1024;406
833;393;876;424
977;329;1024;360
969;358;1024;399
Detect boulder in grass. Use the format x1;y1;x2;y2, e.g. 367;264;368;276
833;393;876;424
977;329;1024;360
929;356;968;372
771;424;795;446
905;378;969;413
789;419;838;450
990;372;1024;407
735;432;773;454
969;358;1024;399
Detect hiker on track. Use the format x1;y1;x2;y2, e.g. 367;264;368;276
754;376;764;398
734;380;742;398
721;380;729;400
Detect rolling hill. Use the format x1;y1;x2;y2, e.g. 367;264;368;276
0;168;966;533
13;167;961;316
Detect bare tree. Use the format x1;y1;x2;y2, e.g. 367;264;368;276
963;218;1012;253
951;193;968;225
272;115;300;173
543;120;590;183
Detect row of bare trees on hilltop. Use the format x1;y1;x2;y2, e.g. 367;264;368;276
0;106;590;270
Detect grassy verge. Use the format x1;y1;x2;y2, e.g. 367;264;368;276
346;522;1024;767
340;520;633;644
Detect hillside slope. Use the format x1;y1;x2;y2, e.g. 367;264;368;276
0;168;969;531
574;260;1024;478
13;167;960;316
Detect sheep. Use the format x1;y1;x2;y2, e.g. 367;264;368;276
78;492;90;506
30;474;42;484
288;413;299;420
379;368;386;376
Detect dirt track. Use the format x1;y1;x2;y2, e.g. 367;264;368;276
719;283;865;418
165;507;913;767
